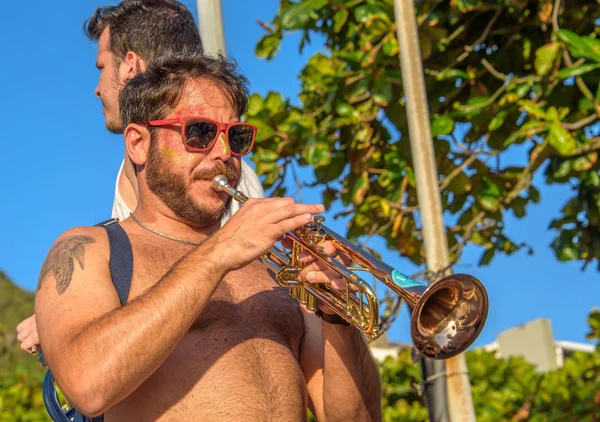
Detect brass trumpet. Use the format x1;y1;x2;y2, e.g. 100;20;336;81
212;176;489;359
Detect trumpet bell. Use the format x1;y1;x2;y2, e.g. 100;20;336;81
411;274;489;359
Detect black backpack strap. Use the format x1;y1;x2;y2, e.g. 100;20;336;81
43;371;72;422
96;219;133;306
43;370;105;422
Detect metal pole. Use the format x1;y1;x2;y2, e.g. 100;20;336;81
392;0;477;421
196;0;227;56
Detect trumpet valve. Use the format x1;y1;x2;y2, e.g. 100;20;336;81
298;288;309;305
306;294;319;312
302;215;327;244
313;215;325;232
289;287;300;299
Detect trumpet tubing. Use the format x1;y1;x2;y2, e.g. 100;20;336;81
212;176;489;359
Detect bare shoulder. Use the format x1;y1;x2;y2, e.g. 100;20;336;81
36;225;110;295
34;225;122;382
35;224;121;363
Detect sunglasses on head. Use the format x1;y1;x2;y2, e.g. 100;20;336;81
142;116;257;157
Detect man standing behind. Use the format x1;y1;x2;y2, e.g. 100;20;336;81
35;52;381;421
16;0;264;353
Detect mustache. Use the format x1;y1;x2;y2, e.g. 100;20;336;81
192;163;238;186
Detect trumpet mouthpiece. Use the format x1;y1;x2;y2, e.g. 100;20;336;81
211;175;230;192
211;175;249;204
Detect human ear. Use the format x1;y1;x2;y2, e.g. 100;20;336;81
123;51;146;79
124;124;150;166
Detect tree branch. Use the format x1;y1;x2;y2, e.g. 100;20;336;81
511;401;532;421
562;114;599;130
451;133;492;156
552;0;595;101
503;142;548;204
256;19;274;35
454;84;507;112
290;160;303;203
565;137;600;156
561;51;595;100
466;9;502;52
393;175;409;209
448;211;486;262
452;9;502;66
275;130;290;142
439;152;496;191
417;0;443;28
270;158;290;194
551;0;561;34
481;59;541;84
389;202;418;214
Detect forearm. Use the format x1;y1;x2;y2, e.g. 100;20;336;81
52;243;227;415
321;324;382;422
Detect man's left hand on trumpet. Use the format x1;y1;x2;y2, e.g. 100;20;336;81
282;236;358;313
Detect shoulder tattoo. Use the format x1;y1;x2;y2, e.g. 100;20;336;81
37;235;96;295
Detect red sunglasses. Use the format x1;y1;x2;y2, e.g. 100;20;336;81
142;116;257;157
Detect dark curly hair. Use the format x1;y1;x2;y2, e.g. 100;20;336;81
84;0;202;65
119;52;250;128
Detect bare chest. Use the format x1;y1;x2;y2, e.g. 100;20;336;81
127;240;305;346
108;240;308;420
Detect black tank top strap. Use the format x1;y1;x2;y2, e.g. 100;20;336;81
96;218;133;306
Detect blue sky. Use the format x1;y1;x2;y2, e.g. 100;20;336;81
0;0;598;350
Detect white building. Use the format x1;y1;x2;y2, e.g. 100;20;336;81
481;318;595;372
369;318;596;372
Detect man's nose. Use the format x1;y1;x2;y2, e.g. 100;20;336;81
208;132;233;161
94;85;101;99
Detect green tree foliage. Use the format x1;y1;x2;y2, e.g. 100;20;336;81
380;311;600;421
248;0;600;269
0;367;47;422
0;272;48;420
0;271;39;374
380;348;600;421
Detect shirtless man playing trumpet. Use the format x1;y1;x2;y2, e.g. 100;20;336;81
35;51;381;421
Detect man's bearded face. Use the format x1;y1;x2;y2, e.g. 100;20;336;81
145;134;238;227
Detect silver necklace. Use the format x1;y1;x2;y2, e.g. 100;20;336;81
129;213;202;246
